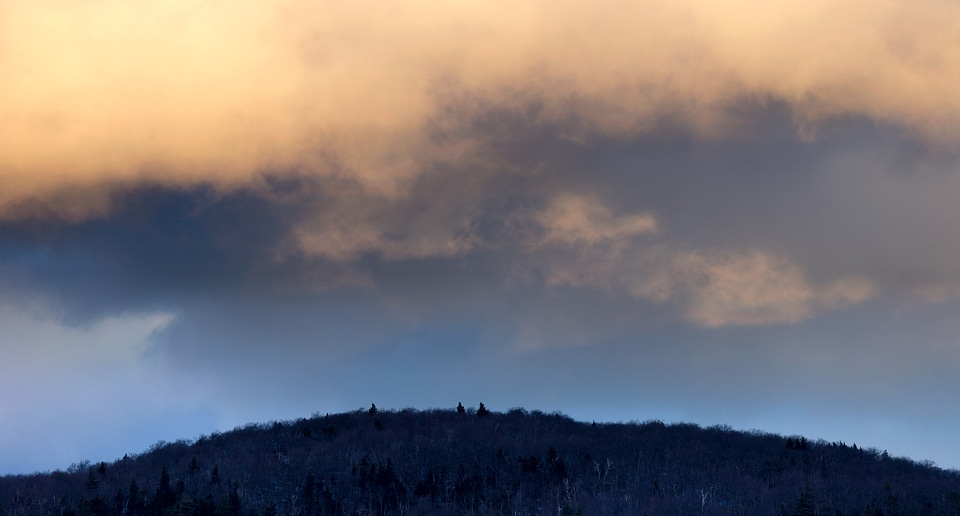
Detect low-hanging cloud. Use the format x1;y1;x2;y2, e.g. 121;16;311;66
527;207;878;327
661;251;877;327
2;0;960;220
535;194;658;248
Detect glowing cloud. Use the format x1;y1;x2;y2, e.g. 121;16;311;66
668;251;878;327
2;0;959;219
524;198;876;327
536;194;658;248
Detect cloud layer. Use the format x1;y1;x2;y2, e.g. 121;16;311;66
3;0;960;219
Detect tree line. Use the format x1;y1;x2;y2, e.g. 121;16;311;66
1;404;959;515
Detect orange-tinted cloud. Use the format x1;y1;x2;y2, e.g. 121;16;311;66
665;251;877;327
2;0;945;325
535;227;878;327
2;0;959;219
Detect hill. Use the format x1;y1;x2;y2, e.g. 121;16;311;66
1;405;958;515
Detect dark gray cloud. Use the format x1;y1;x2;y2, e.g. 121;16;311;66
0;106;955;332
1;183;294;321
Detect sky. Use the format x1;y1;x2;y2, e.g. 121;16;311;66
2;0;960;474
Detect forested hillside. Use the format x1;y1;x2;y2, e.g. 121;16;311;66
2;405;958;515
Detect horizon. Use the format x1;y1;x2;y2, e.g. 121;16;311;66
6;403;949;477
4;0;960;476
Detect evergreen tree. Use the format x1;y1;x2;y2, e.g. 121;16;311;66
227;483;242;515
85;469;100;493
199;494;217;516
157;465;176;509
792;484;816;516
113;488;125;516
476;402;490;417
127;480;142;516
303;472;316;515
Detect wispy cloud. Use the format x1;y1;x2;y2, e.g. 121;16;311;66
664;250;877;327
